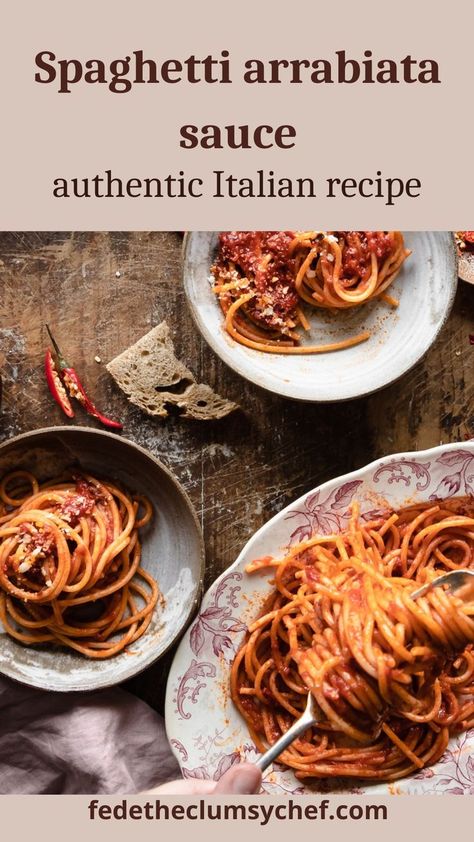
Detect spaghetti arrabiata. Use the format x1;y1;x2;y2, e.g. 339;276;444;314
211;231;411;354
0;471;160;658
230;499;474;781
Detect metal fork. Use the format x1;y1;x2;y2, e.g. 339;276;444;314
410;568;474;600
255;690;319;772
255;568;474;772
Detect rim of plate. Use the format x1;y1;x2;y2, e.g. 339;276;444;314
0;426;206;691
182;232;458;403
165;439;474;788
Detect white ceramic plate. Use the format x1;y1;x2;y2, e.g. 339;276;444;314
183;232;457;402
165;442;474;795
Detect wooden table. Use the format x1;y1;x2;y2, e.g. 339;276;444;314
1;231;473;711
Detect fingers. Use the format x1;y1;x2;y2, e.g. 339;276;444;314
146;778;217;795
144;761;263;795
214;763;262;794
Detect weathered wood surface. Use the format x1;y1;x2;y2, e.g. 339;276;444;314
0;231;473;710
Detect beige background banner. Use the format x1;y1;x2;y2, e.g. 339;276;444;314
0;0;472;229
1;794;473;840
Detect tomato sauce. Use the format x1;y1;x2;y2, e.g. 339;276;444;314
339;231;393;280
218;231;299;330
60;477;99;527
461;231;474;249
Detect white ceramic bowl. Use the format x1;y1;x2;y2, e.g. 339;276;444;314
0;427;204;692
165;441;474;794
183;232;457;402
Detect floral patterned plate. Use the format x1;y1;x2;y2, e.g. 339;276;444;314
165;442;474;795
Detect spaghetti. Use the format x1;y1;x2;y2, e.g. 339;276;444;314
0;471;160;658
211;231;411;353
231;499;474;781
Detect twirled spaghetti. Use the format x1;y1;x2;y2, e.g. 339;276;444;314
0;471;160;658
211;231;411;353
231;499;474;781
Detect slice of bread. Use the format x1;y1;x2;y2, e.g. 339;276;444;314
106;322;238;420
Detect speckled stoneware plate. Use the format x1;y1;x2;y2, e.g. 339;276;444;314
183;232;457;402
165;442;474;795
0;427;204;692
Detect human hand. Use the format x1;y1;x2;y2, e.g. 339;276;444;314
148;762;262;795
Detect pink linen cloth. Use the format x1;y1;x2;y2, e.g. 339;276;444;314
0;676;180;793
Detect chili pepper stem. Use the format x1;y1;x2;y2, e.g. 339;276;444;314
46;324;69;370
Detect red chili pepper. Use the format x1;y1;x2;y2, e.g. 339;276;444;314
45;325;123;430
45;348;75;418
